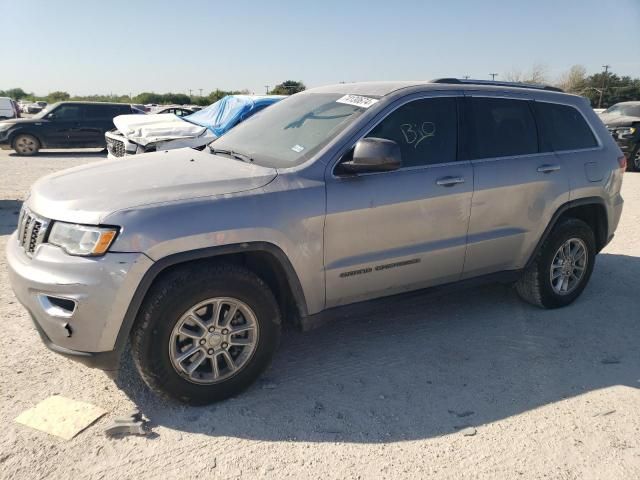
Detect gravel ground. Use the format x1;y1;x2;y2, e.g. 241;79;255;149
0;149;639;480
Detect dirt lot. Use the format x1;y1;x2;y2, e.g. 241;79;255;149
0;149;639;480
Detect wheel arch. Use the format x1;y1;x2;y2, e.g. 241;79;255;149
113;242;308;358
10;129;44;149
526;197;609;268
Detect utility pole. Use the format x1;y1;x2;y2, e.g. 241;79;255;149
463;75;470;79
489;73;498;81
198;88;203;97
264;85;270;94
598;64;611;108
188;89;193;98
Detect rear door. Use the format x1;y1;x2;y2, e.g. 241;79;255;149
461;94;570;278
80;105;128;147
324;94;473;307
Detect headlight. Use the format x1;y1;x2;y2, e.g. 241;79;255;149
48;222;119;256
616;127;636;137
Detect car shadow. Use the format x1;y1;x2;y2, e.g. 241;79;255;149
114;252;640;443
6;150;106;159
0;199;22;235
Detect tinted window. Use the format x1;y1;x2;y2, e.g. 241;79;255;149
535;102;597;152
466;98;538;159
366;97;457;167
84;104;130;119
51;105;82;121
83;105;109;119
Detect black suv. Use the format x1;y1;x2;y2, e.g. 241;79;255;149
599;101;640;171
0;102;141;155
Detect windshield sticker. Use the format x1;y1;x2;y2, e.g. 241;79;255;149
336;94;379;109
291;144;305;153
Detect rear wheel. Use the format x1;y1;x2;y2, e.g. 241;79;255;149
131;263;281;404
13;134;40;156
516;218;596;308
627;144;640;172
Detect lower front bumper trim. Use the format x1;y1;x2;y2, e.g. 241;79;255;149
29;313;122;374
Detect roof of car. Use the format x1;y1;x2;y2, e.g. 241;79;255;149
55;101;131;106
307;80;567;98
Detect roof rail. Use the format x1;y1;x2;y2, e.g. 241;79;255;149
431;78;564;93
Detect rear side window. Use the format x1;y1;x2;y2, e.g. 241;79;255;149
465;97;538;159
366;97;457;167
534;102;597;152
84;104;130;119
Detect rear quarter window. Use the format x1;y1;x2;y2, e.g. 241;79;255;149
534;102;598;152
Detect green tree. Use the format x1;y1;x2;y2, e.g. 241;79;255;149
578;72;640;108
0;88;31;100
270;80;306;95
47;91;71;102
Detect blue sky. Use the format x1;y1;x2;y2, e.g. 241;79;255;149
3;0;640;96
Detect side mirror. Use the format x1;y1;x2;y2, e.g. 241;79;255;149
46;113;56;120
336;137;402;175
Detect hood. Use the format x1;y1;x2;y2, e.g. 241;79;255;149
113;113;208;146
0;117;47;126
599;113;640;128
27;148;277;225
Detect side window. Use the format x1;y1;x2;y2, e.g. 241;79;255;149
365;97;457;168
534;102;597;152
51;105;82;121
466;98;538;159
83;105;107;119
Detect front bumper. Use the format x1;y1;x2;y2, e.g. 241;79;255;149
0;130;12;149
6;231;154;370
105;130;140;159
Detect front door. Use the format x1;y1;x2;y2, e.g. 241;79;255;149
324;95;473;308
42;104;84;147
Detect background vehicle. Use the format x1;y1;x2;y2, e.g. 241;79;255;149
154;106;195;116
599;101;640;171
7;80;625;404
0;101;141;155
105;95;284;158
0;97;20;119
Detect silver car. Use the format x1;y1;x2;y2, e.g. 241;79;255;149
7;79;625;404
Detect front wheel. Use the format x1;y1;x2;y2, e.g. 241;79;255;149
627;144;640;172
131;263;281;404
13;134;40;156
516;218;596;308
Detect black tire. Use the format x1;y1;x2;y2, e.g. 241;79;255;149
627;144;640;172
131;262;281;405
12;134;40;156
516;218;596;309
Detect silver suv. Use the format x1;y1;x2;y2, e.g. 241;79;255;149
7;79;625;404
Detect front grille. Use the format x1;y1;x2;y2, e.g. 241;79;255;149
106;136;126;157
17;207;50;256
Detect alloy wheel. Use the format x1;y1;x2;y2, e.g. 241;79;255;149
549;237;588;295
169;297;259;384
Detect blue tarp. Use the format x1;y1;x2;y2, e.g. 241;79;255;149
185;95;285;137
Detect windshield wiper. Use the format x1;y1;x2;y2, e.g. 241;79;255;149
209;147;253;163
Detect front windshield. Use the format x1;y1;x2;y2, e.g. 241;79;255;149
604;103;640;117
211;92;371;168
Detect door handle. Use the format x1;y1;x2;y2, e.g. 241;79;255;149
436;176;465;187
537;164;561;173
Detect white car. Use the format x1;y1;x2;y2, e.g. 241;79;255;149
0;97;19;120
105;95;283;158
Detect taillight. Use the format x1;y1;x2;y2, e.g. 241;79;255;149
618;155;627;171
